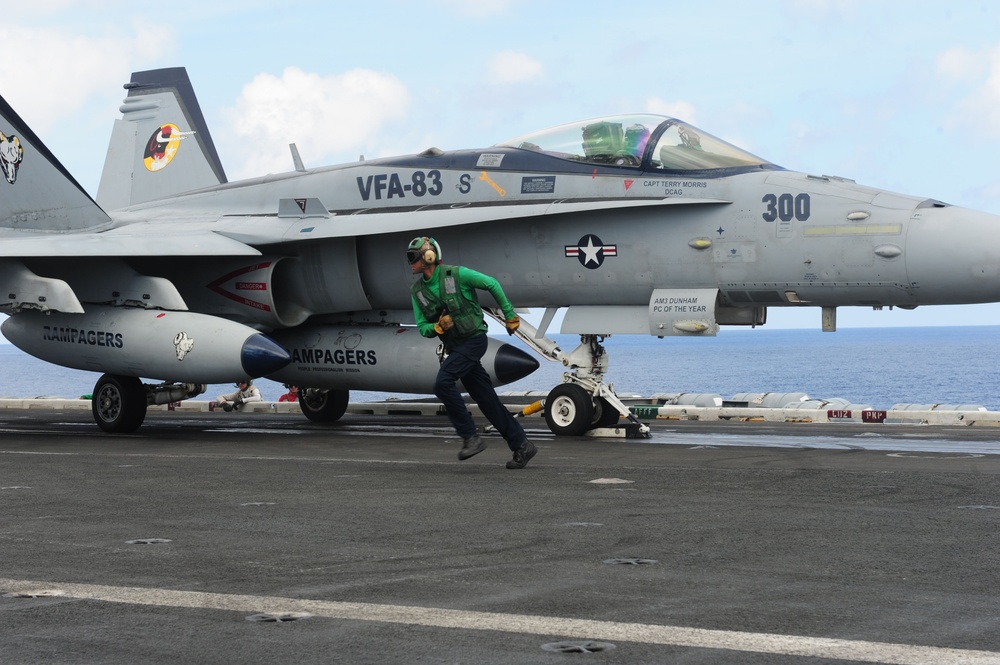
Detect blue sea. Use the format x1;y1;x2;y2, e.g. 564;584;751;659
1;326;998;411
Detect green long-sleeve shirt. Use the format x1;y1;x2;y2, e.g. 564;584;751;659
411;265;517;339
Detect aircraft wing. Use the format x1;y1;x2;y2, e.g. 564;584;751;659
0;228;261;257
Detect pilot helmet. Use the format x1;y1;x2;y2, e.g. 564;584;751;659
406;236;442;265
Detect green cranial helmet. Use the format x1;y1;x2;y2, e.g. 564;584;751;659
405;236;442;265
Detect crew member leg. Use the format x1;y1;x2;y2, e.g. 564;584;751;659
458;338;527;451
434;341;481;440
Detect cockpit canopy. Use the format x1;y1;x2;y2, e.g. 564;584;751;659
496;114;772;172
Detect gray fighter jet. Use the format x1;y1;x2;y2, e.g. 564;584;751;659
1;67;997;435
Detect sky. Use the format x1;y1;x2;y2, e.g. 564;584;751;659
2;0;1000;330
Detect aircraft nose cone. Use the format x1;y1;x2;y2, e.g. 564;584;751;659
493;343;540;384
240;333;291;377
906;204;1000;303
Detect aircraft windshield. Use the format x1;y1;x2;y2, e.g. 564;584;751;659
497;114;771;171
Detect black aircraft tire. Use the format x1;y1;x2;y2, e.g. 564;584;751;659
92;374;147;433
299;388;350;423
544;384;595;436
591;397;621;428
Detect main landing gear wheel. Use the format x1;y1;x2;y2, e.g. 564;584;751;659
544;384;595;436
92;374;147;433
299;388;349;423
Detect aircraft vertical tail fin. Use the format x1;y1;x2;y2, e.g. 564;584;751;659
97;67;228;211
0;94;110;232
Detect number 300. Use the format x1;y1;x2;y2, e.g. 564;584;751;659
762;193;810;222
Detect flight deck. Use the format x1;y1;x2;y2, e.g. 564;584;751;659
1;406;999;664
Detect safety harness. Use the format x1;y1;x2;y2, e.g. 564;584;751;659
411;265;486;349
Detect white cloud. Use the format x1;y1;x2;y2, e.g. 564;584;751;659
5;1;80;18
0;22;172;134
226;67;410;173
936;46;981;84
487;51;544;84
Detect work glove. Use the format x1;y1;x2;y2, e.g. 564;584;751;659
504;316;520;335
434;313;454;335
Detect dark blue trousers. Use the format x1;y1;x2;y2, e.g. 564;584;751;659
434;334;526;451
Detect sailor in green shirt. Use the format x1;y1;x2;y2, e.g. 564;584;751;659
408;236;537;469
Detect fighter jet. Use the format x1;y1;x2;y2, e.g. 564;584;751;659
1;67;998;436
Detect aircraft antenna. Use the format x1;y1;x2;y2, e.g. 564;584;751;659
289;143;306;172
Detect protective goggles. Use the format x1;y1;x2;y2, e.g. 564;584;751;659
406;249;424;264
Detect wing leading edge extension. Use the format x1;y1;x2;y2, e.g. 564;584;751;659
211;196;732;247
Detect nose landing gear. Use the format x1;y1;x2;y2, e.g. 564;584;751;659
485;309;651;438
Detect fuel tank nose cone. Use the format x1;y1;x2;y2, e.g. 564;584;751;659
493;343;540;384
241;334;291;377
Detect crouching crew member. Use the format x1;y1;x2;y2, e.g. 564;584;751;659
215;379;263;412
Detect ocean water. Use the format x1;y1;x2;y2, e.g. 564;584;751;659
1;326;998;411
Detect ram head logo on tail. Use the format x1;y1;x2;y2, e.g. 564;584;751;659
0;131;24;184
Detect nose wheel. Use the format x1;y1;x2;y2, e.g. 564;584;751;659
544;384;595;436
543;380;648;437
